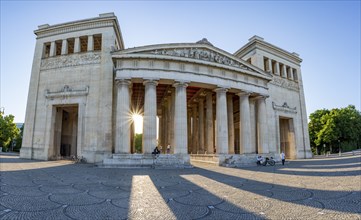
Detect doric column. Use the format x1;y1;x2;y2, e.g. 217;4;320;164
162;101;168;153
187;108;191;153
170;89;175;149
257;95;269;154
192;104;198;153
198;98;204;153
143;80;158;154
74;37;80;53
158;115;163;148
166;94;172;147
215;87;229;154
87;35;94;51
238;92;252;154
115;79;131;153
205;92;214;154
275;62;280;76
249;98;257;153
227;94;235;154
173;82;188;154
61;39;68;55
50;41;56;57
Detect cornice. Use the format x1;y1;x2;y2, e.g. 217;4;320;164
112;43;272;81
35;15;124;49
235;38;302;65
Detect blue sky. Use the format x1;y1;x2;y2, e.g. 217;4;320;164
1;1;360;123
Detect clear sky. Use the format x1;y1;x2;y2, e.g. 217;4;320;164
1;1;360;123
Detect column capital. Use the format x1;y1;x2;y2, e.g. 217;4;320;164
237;91;251;97
214;87;228;93
115;78;131;87
173;81;189;88
253;94;269;100
143;79;159;86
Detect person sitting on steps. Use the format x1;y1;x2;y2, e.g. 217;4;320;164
152;146;160;158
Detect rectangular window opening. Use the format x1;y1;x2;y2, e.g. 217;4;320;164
93;34;102;51
293;68;298;81
80;36;88;52
67;38;75;54
43;42;51;58
55;40;62;56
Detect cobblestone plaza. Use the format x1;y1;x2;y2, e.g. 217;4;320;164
1;154;360;219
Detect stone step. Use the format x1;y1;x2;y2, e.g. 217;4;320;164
100;153;192;169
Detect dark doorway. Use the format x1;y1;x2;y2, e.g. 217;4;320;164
54;105;78;158
279;117;295;159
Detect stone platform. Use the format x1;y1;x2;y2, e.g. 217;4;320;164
100;153;192;169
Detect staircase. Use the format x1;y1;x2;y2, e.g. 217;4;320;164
99;153;192;169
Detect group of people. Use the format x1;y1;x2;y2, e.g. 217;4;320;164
152;144;172;157
257;151;286;165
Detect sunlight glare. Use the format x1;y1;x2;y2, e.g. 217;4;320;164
132;113;143;134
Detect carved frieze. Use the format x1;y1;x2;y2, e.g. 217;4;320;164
140;48;256;72
45;85;89;99
41;52;101;70
271;75;299;91
272;102;297;114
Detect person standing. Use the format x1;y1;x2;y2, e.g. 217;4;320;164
280;151;285;165
166;144;171;154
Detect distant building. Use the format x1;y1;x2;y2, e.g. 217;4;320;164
21;13;311;166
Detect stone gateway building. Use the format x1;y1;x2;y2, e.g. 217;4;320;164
21;13;312;167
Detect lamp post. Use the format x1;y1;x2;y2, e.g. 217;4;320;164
338;139;341;156
323;144;326;156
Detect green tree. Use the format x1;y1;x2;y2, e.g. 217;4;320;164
14;124;24;152
0;113;19;152
134;133;142;153
308;105;361;154
308;109;329;154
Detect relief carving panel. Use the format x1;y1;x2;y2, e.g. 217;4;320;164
41;52;101;70
141;48;256;72
271;75;299;91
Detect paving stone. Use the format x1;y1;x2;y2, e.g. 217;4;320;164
0;154;360;219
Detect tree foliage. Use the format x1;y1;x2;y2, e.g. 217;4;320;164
308;105;361;154
134;133;142;153
0;113;20;151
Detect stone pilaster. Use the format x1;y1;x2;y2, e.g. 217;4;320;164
257;96;269;154
238;92;252;154
275;62;280;75
215;87;228;154
288;67;294;80
143;80;158;154
267;59;273;73
173;82;188;154
74;37;80;53
227;94;235;154
61;39;68;55
282;65;287;78
87;35;94;51
50;41;56;57
205;92;214;154
115;79;131;153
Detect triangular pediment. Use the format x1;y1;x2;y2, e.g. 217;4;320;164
112;42;272;79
